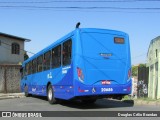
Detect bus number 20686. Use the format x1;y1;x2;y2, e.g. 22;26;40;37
101;88;113;92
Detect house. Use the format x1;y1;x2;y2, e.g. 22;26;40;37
0;32;30;65
147;36;160;99
0;32;30;93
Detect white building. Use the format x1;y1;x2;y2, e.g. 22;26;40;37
147;36;160;99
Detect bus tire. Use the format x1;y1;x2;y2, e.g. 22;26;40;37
24;85;30;97
47;84;57;104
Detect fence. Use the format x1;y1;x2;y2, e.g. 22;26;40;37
0;65;21;93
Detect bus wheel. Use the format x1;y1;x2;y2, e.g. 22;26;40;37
24;85;30;97
47;84;56;104
81;99;97;104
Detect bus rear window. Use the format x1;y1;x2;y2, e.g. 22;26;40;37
114;37;124;44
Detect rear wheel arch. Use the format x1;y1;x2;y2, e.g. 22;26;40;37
47;83;57;104
46;82;51;93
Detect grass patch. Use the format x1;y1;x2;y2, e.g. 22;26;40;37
122;95;132;100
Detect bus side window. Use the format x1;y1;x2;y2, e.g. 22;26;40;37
44;51;51;71
37;55;43;72
32;59;37;74
28;62;32;75
25;64;28;76
63;39;72;66
52;45;61;68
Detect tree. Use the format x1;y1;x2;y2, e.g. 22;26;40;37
139;64;146;68
132;65;138;77
24;52;29;60
132;64;146;77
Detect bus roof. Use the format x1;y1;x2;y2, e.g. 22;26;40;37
23;28;127;65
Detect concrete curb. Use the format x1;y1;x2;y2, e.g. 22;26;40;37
0;93;25;100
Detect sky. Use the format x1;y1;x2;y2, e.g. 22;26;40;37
0;0;160;65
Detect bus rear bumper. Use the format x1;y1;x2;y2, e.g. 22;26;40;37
75;79;132;97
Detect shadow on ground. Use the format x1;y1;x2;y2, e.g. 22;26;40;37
60;99;134;109
31;95;134;109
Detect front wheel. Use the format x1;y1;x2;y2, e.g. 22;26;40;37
24;85;31;97
47;84;57;104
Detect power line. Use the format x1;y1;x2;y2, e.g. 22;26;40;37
0;6;160;10
0;0;159;4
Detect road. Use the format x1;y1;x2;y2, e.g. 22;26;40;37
0;96;159;111
0;96;159;119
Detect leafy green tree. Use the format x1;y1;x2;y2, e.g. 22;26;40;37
132;64;146;77
24;52;29;60
132;65;138;76
139;64;146;68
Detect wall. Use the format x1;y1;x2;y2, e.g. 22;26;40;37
0;36;24;64
0;65;21;93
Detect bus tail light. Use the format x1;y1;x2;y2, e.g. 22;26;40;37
128;69;132;79
77;67;84;82
78;87;85;92
127;87;131;91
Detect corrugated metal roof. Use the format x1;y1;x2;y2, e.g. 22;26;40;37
0;32;31;42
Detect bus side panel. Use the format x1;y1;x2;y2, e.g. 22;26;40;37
21;34;76;100
27;73;41;95
53;64;74;100
21;65;75;99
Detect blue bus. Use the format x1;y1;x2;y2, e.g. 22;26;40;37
20;28;132;104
